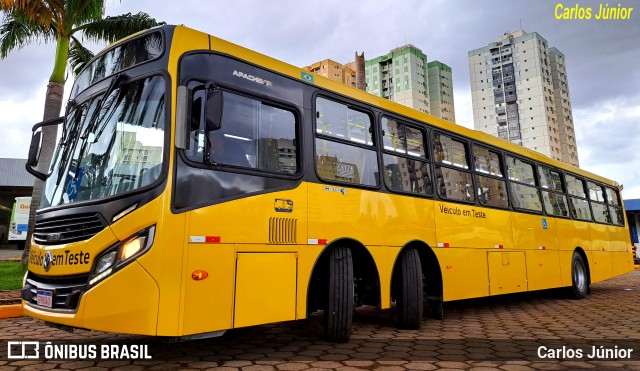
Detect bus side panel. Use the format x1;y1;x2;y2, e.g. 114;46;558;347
511;213;557;251
555;219;590;287
368;245;402;309
611;251;634;277
525;250;561;291
181;243;235;335
434;201;513;250
589;223;612;282
437;248;489;301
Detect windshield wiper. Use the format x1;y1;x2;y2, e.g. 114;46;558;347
70;73;129;182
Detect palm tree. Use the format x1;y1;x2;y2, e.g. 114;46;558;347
0;1;164;264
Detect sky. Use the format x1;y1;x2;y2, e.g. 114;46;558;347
1;0;639;198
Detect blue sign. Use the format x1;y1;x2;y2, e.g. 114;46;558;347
17;224;28;232
65;167;84;201
542;218;548;230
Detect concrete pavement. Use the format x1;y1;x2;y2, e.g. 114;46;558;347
1;270;640;369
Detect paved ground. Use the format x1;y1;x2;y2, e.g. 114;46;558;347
1;270;640;370
0;248;23;262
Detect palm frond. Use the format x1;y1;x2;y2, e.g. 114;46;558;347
0;0;57;29
65;0;104;30
75;12;165;44
68;36;93;76
0;10;55;58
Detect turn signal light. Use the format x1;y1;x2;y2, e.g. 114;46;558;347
192;270;209;280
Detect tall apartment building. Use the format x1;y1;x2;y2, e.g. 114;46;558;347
468;30;579;166
365;45;455;122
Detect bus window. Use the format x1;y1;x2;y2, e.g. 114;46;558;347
507;156;541;212
606;187;625;226
434;133;474;202
476;175;508;208
539;166;563;192
588;182;610;223
473;146;502;177
381;118;431;195
565;174;592;220
316;97;373;145
187;88;298;175
539;166;568;217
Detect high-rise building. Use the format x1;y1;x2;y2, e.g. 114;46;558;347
427;61;456;122
365;45;456;122
469;30;579;166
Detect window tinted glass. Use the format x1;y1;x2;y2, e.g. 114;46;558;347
186;90;298;175
542;191;569;217
539;166;563;191
509;183;542;211
435;166;475;202
316;97;373;145
588;182;605;202
569;197;592;221
316;138;378;186
566;175;586;198
610;205;625;226
506;156;536;185
433;133;469;169
477;175;508;208
381;118;426;158
474;146;503;177
383;154;433;195
606;188;621;206
591;201;611;223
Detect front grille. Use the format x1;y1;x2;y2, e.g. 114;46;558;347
23;272;89;311
34;213;106;245
269;217;297;244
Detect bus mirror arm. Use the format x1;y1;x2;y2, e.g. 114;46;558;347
204;83;223;132
26;116;64;181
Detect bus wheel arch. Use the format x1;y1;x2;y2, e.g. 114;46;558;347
306;238;381;340
570;247;590;298
391;241;444;322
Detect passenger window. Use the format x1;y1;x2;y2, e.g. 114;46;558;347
591;202;611;224
568;197;592;221
606;187;624;226
565;174;586;198
539;166;563;191
473;146;503;177
433;133;474;202
383;154;433;195
477;175;508;208
506;156;541;212
588;182;605;202
316;97;373;145
506;156;535;186
186;88;298;175
542;192;569;217
433;133;469;169
382;118;426;159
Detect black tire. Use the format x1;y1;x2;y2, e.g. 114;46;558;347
323;247;354;342
396;248;424;329
570;252;589;299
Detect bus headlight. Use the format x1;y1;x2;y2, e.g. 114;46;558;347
89;225;155;286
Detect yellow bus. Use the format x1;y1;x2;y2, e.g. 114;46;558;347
24;25;633;342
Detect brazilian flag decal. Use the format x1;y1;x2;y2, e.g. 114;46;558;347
301;72;314;84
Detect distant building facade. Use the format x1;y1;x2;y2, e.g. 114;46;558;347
304;59;358;89
468;30;579;166
365;45;456;122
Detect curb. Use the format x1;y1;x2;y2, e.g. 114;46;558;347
0;303;23;319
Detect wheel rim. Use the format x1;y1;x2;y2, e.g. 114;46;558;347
573;260;586;293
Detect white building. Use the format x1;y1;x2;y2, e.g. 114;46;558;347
468;30;579;167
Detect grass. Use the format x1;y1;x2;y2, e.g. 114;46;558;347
0;262;27;290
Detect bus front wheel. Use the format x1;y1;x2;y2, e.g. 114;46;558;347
570;252;589;299
395;247;423;329
323;246;354;342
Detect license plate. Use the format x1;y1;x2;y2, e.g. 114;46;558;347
36;290;53;308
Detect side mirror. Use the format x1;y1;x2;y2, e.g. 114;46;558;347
25;116;64;181
205;85;223;132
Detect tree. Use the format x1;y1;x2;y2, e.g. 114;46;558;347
0;1;164;264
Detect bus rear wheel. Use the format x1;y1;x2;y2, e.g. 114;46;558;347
395;248;423;329
323;246;354;342
570;252;589;299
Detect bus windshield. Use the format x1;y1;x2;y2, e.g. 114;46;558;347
41;75;166;208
